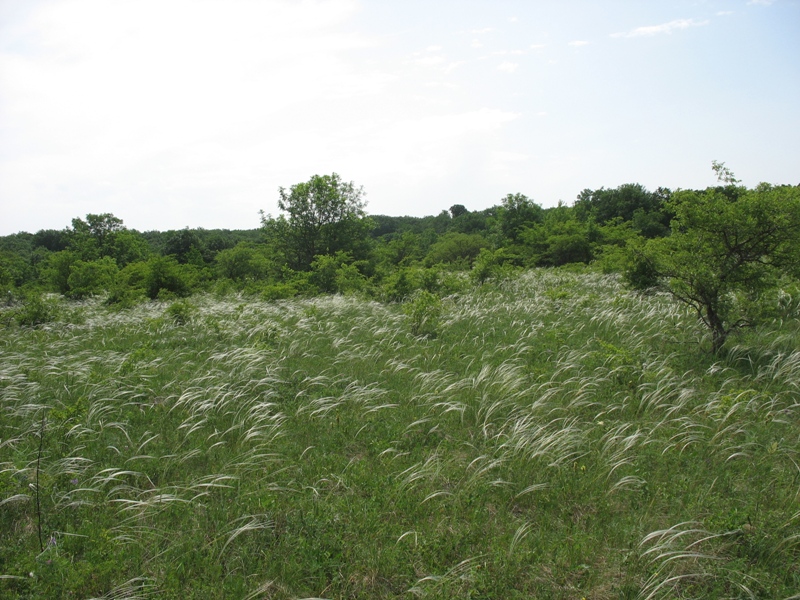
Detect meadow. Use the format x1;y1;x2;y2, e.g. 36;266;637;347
1;268;799;599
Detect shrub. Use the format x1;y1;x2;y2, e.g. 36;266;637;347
144;256;192;299
164;300;195;325
403;290;443;338
66;257;119;299
11;292;60;327
424;232;489;268
471;248;518;284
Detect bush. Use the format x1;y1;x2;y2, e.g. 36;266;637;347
382;268;416;302
260;281;302;302
403;290;443;338
471;248;518;284
144;256;192;299
215;243;273;282
424;232;489;268
309;253;368;295
105;262;149;308
10;292;60;327
164;300;195;325
66;257;119;299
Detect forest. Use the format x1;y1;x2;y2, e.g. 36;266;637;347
2;165;800;599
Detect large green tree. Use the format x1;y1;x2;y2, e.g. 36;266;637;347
264;173;373;270
68;213;149;266
629;165;800;353
575;183;671;238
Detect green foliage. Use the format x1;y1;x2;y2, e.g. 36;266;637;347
497;193;543;243
522;207;594;267
0;250;31;289
303;253;367;295
143;256;193;300
42;250;79;294
164;229;205;265
630;172;800;352
7;291;60;327
575;183;670;237
470;247;519;284
104;261;150;307
214;242;275;282
266;173;373;271
164;299;195;325
379;266;464;302
308;252;345;294
58;214;150;267
424;232;489;268
403;289;443;337
31;229;69;252
105;230;150;266
66;257;119;299
259;280;303;301
375;231;424;267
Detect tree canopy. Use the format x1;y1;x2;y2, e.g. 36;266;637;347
629;170;800;353
264;173;373;270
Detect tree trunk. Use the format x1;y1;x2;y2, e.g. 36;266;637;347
706;307;728;354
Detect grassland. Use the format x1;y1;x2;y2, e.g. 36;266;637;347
1;269;799;599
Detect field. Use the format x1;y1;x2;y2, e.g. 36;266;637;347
2;269;799;599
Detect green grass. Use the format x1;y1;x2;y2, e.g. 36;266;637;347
1;269;799;599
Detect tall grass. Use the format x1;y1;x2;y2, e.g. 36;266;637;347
1;269;798;598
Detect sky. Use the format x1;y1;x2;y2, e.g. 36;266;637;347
1;0;798;235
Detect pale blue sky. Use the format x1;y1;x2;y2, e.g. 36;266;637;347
1;0;798;234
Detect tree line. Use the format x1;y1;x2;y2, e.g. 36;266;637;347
2;164;799;352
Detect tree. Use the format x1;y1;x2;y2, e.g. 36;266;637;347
264;173;372;270
497;193;543;243
215;242;274;282
66;257;119;299
164;229;205;264
69;213;125;260
424;232;489;268
449;204;468;219
521;203;594;267
65;213;148;266
575;184;670;238
628;166;800;353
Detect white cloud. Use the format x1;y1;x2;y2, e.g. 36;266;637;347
568;40;589;47
530;44;546;50
716;11;734;16
497;61;519;73
611;18;709;38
